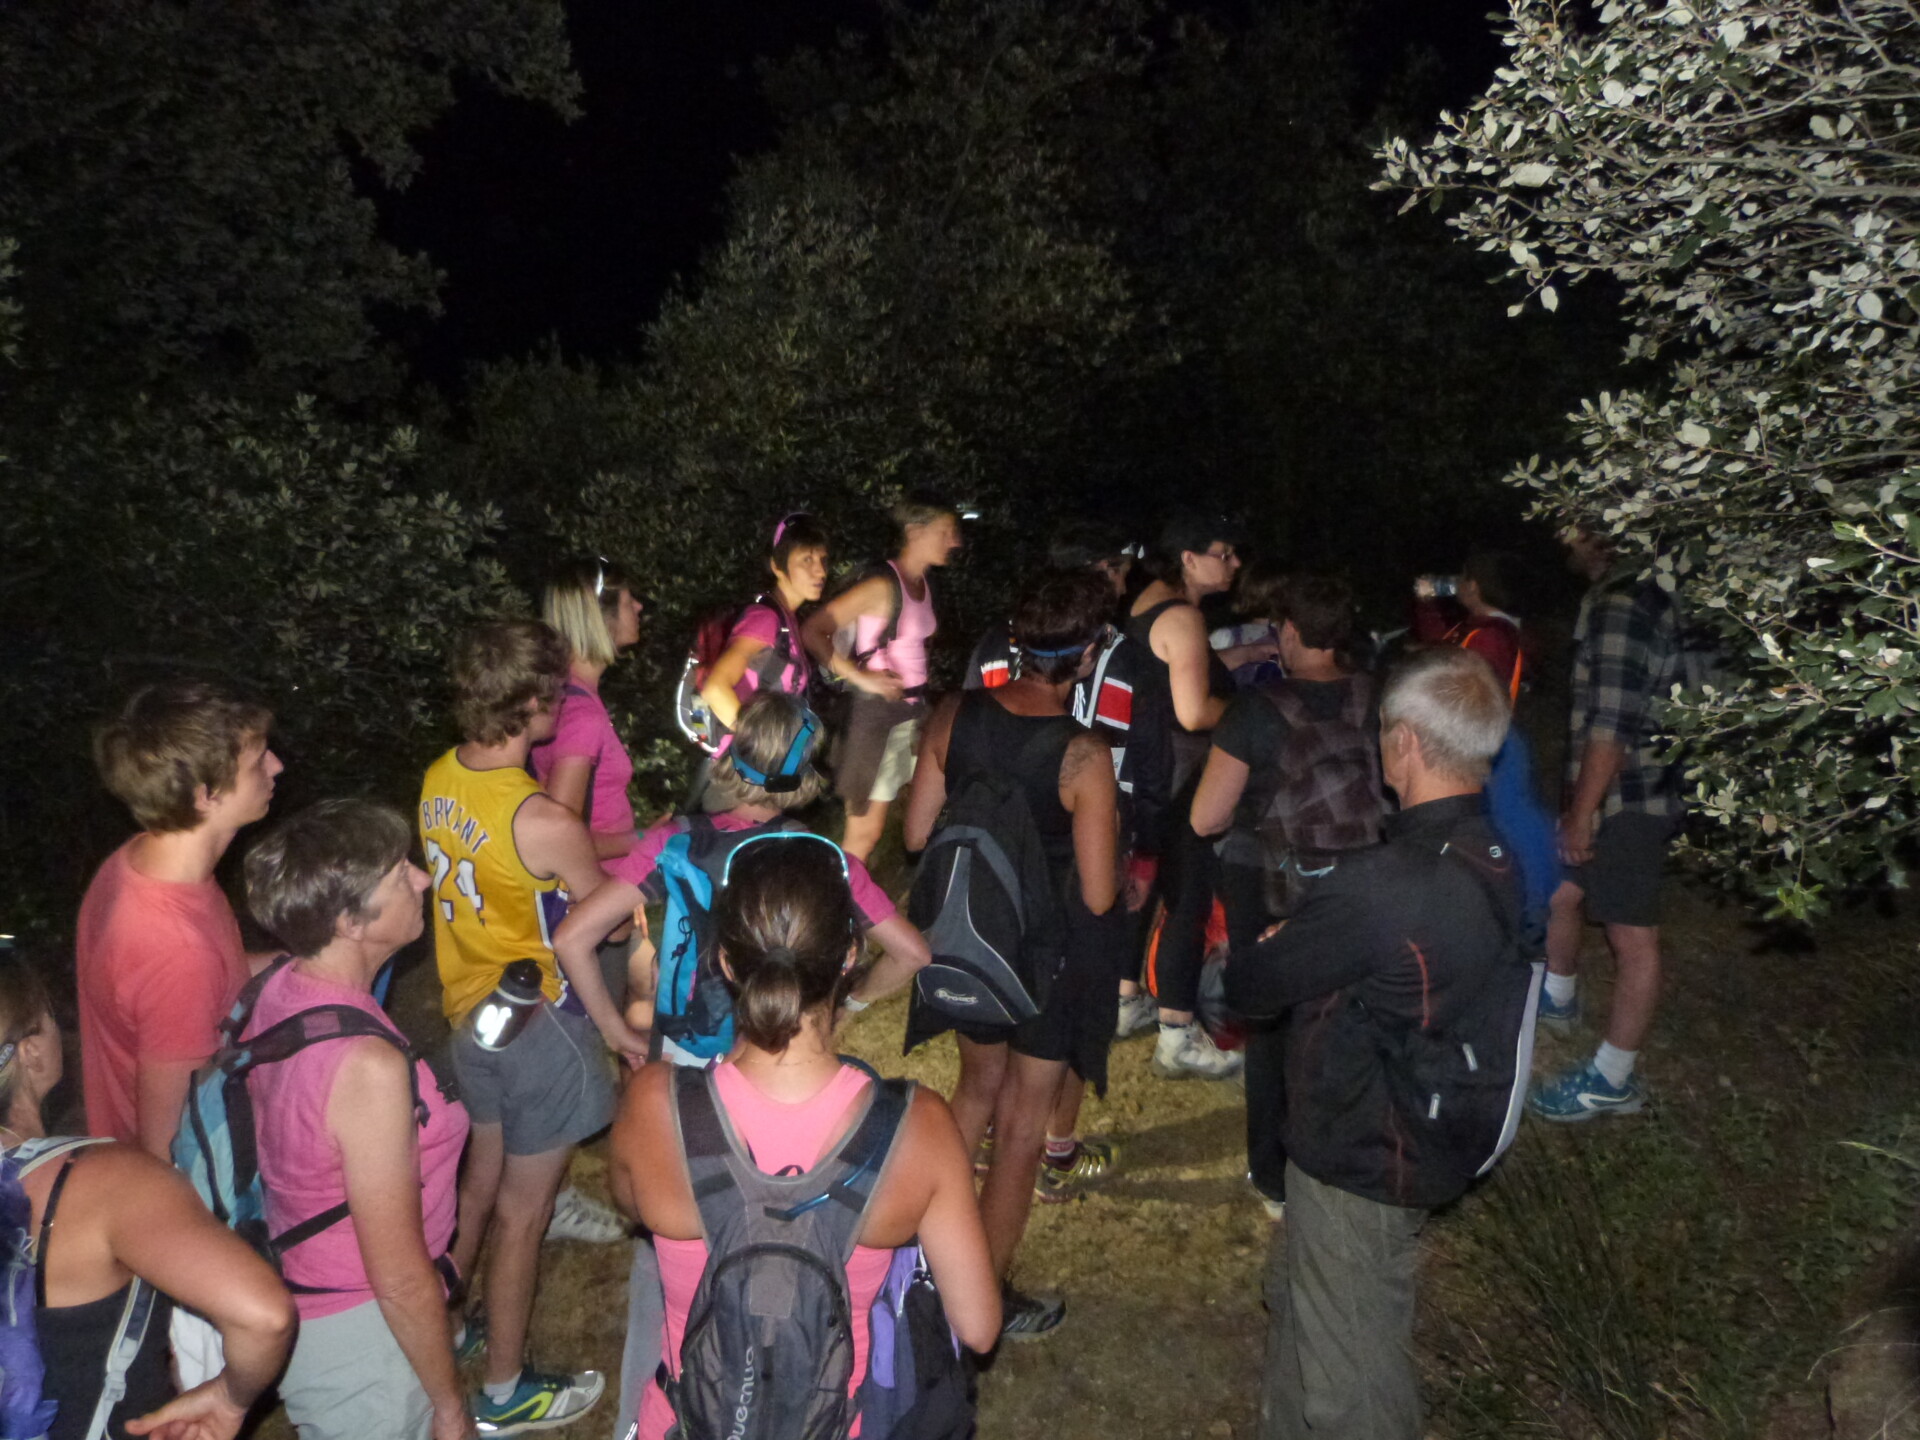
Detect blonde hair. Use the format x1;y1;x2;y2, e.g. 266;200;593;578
889;495;957;542
1381;647;1511;784
704;692;828;813
542;557;633;669
94;681;274;833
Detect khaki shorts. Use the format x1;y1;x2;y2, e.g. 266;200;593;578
868;716;922;803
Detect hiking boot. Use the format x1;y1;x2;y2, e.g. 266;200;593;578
1034;1136;1118;1204
544;1186;627;1244
1114;992;1158;1039
998;1284;1066;1342
1535;987;1581;1037
471;1369;605;1435
1527;1061;1646;1123
1152;1023;1244;1081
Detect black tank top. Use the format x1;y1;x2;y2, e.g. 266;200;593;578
946;689;1079;873
37;1153;175;1440
1126;597;1232;793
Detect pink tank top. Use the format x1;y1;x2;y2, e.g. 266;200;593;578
244;965;470;1320
639;1062;896;1440
852;561;936;694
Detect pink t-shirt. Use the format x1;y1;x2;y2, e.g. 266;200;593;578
244;964;470;1320
529;671;635;836
851;563;936;694
639;1062;895;1440
727;600;809;702
75;840;250;1144
610;814;895;926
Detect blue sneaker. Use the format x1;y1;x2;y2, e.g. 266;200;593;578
1527;1061;1645;1123
1536;988;1581;1036
471;1369;605;1435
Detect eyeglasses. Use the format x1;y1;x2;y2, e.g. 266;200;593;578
720;829;852;889
1204;544;1238;563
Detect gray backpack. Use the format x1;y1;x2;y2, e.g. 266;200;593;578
662;1066;914;1440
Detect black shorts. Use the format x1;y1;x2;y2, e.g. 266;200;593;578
1565;811;1676;928
912;894;1128;1096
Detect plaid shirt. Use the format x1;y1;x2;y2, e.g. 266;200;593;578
1567;567;1684;818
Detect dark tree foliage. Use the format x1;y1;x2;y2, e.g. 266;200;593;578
0;0;577;406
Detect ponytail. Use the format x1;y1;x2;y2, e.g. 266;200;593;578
714;836;860;1053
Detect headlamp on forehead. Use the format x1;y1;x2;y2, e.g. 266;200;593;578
729;710;821;795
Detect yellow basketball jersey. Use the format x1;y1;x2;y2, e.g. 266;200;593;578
419;748;566;1024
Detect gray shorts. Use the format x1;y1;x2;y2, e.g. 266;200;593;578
1565;811;1677;928
280;1298;431;1440
450;1002;615;1156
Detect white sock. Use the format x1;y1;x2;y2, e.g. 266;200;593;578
1544;971;1577;1007
1593;1042;1637;1089
484;1372;522;1405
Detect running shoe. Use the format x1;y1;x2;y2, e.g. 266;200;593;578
1034;1136;1119;1204
998;1284;1066;1342
1114;992;1158;1040
1527;1061;1646;1123
544;1186;627;1244
453;1310;488;1365
471;1370;606;1435
1535;987;1581;1037
1151;1023;1244;1081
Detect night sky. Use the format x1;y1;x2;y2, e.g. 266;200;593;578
382;0;1508;386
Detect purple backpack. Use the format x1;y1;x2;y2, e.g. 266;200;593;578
855;1245;974;1440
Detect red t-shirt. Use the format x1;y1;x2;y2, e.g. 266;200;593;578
75;839;249;1143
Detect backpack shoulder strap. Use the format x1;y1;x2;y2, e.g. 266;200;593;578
670;1065;745;1244
219;954;294;1045
240;1005;426;1124
82;1276;158;1440
12;1135;110;1178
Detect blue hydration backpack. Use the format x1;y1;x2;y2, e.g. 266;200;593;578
652;816;805;1061
174;956;426;1288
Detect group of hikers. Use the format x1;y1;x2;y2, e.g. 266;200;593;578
28;495;1691;1440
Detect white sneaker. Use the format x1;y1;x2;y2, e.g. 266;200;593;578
544;1186;627;1244
1115;993;1158;1039
1151;1023;1245;1081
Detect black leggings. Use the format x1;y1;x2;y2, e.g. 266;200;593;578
1151;778;1216;1014
1220;860;1286;1202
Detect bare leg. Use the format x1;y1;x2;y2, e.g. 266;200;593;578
980;1052;1068;1276
1546;878;1585;978
1603;923;1662;1052
1048;1071;1086;1143
841;798;891;864
951;1034;1008;1157
481;1144;574;1388
452;1122;505;1286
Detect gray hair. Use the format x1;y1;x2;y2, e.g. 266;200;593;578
246;799;413;957
1380;648;1511;783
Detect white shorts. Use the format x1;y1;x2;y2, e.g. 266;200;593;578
867;717;922;804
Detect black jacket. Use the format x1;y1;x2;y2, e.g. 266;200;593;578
1224;794;1530;1210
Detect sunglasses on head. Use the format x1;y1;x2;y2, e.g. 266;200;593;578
773;512;812;550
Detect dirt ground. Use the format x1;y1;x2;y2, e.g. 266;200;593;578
258;866;1920;1440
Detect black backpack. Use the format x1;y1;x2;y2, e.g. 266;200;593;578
662;1066;913;1440
907;715;1070;1028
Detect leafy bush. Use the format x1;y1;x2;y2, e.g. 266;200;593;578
1378;0;1920;914
1;396;522;925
